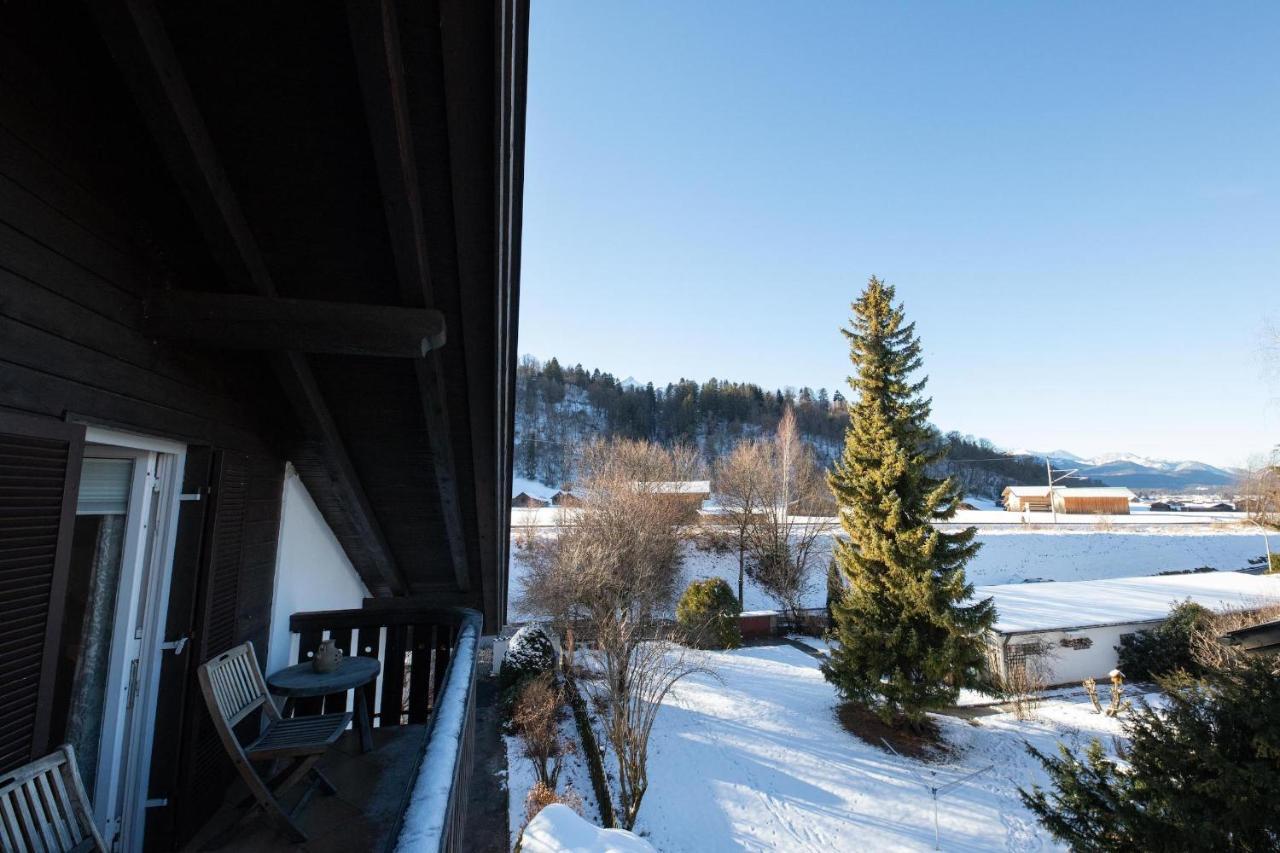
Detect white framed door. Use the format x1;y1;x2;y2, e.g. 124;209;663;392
75;428;185;852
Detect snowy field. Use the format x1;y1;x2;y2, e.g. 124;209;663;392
509;527;1266;617
512;507;1248;528
507;644;1136;852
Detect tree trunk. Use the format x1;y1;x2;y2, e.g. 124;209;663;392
737;538;745;606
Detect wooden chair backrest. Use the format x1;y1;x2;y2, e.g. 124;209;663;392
0;744;108;853
198;642;277;732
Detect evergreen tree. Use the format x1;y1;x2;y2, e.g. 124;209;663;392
824;558;843;627
821;277;995;727
1021;658;1280;851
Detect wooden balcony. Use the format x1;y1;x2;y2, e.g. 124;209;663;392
185;604;481;853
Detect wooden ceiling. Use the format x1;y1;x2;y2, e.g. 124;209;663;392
89;0;528;627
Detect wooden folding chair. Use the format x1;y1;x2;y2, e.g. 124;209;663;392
197;642;351;845
0;744;108;853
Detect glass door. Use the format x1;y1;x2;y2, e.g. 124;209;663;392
57;438;183;852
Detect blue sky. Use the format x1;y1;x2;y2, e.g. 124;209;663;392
517;2;1280;468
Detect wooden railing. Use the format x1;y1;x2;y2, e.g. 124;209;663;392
287;603;475;726
287;603;481;852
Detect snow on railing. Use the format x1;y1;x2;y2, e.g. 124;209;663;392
395;608;481;852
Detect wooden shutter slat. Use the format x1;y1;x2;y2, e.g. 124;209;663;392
0;414;83;774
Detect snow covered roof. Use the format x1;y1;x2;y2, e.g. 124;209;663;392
979;572;1280;633
1054;487;1136;499
637;480;712;494
1002;486;1135;499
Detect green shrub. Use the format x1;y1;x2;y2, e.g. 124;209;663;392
1115;599;1213;681
676;577;741;649
500;624;557;719
1022;658;1280;851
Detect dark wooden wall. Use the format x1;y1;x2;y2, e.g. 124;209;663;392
0;7;289;455
0;7;293;846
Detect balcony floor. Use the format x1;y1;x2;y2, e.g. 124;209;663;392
183;724;427;853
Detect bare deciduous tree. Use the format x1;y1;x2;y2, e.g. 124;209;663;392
714;439;770;605
745;409;829;622
1238;452;1280;530
516;438;709;829
588;619;708;829
515;533;578;667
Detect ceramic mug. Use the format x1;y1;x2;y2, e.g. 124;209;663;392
313;639;344;673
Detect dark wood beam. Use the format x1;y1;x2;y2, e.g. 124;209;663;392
90;0;407;596
346;0;471;593
143;290;446;357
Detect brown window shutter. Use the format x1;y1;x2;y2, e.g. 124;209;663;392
198;452;249;661
0;412;85;774
170;449;283;844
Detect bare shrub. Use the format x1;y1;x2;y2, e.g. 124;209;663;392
691;525;733;554
1237;451;1280;528
585;624;710;830
524;781;584;822
513;672;569;788
1082;678;1103;714
1000;641;1052;720
521;782;584;833
1190;600;1280;672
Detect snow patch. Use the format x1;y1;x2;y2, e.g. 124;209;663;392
520;805;655;853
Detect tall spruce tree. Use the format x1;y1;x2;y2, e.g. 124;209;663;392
821;277;995;727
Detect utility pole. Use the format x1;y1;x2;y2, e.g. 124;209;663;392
1047;458;1057;524
1045;460;1082;523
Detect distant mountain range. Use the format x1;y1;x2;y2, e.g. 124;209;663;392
1015;449;1240;491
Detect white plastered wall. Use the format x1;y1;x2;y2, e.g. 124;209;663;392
995;621;1161;686
267;464;370;674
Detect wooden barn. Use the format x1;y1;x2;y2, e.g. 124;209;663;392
1001;486;1053;512
512;492;548;508
1052;487;1135;515
644;480;712;511
0;1;527;851
550;490;584;507
1003;485;1134;515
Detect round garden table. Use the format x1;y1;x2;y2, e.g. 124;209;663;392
267;656;381;753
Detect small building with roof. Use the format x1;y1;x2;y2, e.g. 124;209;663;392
639;480;712;511
551;490;584;507
979;572;1280;686
1001;485;1135;514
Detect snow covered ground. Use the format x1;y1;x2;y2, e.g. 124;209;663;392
625;643;1131;852
511;507;1249;528
509;527;1267;617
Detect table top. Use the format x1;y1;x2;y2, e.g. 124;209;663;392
267;655;381;697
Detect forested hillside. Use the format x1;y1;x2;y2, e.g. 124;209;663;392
514;356;1072;499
